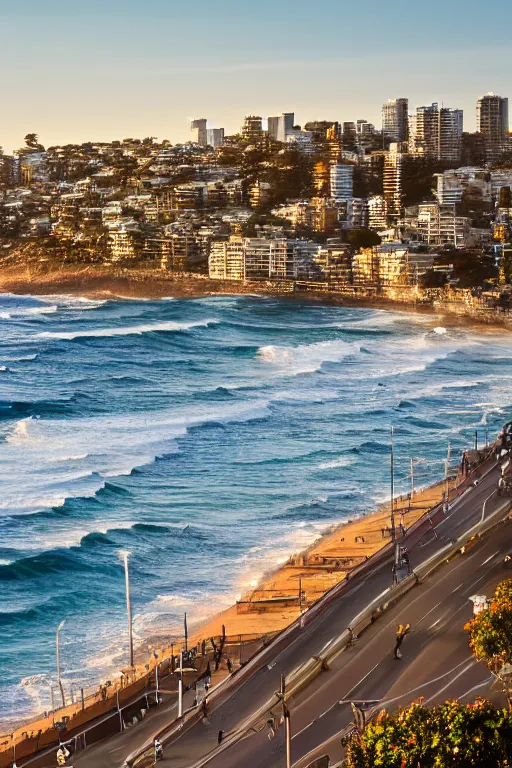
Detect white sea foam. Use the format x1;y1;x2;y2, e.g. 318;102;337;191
258;339;358;375
433;326;447;335
0;399;271;517
51;453;90;462
36;318;218;340
318;456;356;470
0;311;11;319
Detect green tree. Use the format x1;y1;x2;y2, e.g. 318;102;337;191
23;133;45;151
465;578;512;705
344;699;512;767
420;268;449;289
434;248;497;289
346;230;381;249
401;156;448;208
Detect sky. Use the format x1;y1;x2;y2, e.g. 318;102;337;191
1;0;511;152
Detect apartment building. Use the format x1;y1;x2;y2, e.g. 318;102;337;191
286;131;315;155
353;245;434;287
368;195;388;230
477;93;509;162
242;116;264;142
209;236;321;280
403;203;472;247
273;197;338;233
410;103;463;164
383;144;406;218
338;198;368;230
267;113;295;143
435;167;490;205
206;128;225;149
191;119;208;147
382;98;409;142
330;164;353;201
107;219;143;261
314;243;352;282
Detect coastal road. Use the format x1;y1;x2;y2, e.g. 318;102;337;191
69;459;505;768
204;512;512;768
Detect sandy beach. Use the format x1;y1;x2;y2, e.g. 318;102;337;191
188;480;448;644
0;262;510;333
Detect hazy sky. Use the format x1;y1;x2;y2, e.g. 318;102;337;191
1;0;511;152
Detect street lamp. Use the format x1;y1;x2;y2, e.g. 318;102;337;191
56;621;66;707
119;551;134;668
153;651;160;704
390;426;395;541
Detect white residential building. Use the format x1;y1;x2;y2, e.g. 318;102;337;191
368;195;388;230
382;98;409;142
330;164;353;201
209;236;321;280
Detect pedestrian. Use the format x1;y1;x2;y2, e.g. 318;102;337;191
218;729;224;745
154;738;163;761
56;745;70;767
393;623;411;659
202;697;209;718
227;658;233;673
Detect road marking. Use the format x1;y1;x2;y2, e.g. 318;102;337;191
458;676;494;701
451;583;463;593
481;550;499;566
341;660;381;701
423;660;477;705
377;656;474;710
416;600;443;624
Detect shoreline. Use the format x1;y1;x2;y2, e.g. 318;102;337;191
0;263;505;745
1;263;511;334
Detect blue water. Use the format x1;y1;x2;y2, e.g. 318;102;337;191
0;292;511;724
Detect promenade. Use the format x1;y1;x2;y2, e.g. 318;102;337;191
66;453;504;768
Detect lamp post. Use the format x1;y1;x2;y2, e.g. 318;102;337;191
390;426;395;541
178;651;183;718
120;551;134;668
56;621;66;707
153;651;160;704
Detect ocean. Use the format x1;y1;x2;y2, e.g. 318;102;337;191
0;291;510;725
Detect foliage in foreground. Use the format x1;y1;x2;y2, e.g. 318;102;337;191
344;699;512;767
465;578;512;701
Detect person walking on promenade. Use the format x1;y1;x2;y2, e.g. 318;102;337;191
227;658;233;673
154;739;163;761
393;623;411;659
218;729;224;745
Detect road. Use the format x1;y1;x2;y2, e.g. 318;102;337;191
211;512;512;768
67;458;505;768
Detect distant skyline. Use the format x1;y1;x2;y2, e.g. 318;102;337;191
1;0;511;152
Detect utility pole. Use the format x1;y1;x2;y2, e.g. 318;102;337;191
444;441;451;508
475;430;478;451
122;552;134;668
184;612;188;654
153;652;159;703
390;426;395;541
56;620;66;707
277;674;291;768
178;650;183;718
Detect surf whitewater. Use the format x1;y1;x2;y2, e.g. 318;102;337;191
0;291;511;725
